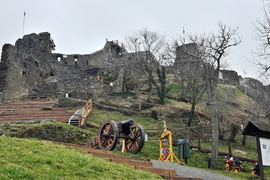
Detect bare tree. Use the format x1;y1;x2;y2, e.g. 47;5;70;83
253;0;270;82
125;28;166;102
178;22;241;170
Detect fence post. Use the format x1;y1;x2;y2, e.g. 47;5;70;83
198;137;202;150
77;90;79;99
117;97;119;108
201;125;204;136
160;105;162;115
58;108;60;122
228;142;232;155
96;93;98;102
185;127;189;139
139;101;141;111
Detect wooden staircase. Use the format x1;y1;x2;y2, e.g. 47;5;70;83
53;142;203;180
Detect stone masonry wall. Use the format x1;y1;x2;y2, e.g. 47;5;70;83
0;44;28;101
0;32;54;102
220;70;239;85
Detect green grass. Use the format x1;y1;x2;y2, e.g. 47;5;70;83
0;136;162;180
0;122;96;145
167;83;182;94
235;90;248;97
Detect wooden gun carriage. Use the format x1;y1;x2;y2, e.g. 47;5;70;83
88;119;145;154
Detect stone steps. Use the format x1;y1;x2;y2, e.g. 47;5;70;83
68;109;83;127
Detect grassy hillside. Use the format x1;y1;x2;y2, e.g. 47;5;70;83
0;136;162;180
1;78;269;179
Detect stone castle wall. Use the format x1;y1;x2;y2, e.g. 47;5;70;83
1;33;269;104
0;32;55;102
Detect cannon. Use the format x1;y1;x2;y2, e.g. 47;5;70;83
88;119;145;154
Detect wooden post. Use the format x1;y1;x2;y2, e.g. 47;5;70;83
185;127;189;139
58;108;60;122
139;101;141;111
78;117;81;128
201;125;204;136
160;105;162;115
82;105;85;121
77;90;79;99
117;97;119;108
198;137;202;150
256;133;264;180
197;112;201;121
228;142;232;156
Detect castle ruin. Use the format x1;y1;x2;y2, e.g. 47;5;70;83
0;32;269;107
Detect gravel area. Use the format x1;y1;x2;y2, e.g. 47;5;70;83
151;160;237;180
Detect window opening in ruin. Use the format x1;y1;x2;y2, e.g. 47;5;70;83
219;72;223;79
50;70;55;76
86;60;88;65
23;63;27;68
58;57;61;61
22;71;26;77
35;61;39;68
63;55;67;58
74;58;78;62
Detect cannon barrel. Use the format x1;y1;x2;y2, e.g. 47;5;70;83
118;118;134;134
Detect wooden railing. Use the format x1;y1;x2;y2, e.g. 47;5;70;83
81;99;93;127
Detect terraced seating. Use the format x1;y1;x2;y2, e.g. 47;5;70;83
0;100;74;123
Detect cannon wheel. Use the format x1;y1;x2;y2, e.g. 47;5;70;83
125;124;145;154
98;120;119;151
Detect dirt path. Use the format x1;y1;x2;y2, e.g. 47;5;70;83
151;160;237;180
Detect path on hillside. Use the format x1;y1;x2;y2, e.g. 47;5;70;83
151;160;237;180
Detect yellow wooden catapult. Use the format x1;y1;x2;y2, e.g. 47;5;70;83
158;120;180;163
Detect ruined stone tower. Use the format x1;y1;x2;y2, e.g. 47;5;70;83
0;32;55;101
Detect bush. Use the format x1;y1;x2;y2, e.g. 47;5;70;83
151;110;158;120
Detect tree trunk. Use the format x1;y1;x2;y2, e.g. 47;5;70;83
209;95;219;170
188;102;195;126
147;72;152;102
205;75;219;170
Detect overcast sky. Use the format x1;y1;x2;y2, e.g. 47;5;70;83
0;0;265;80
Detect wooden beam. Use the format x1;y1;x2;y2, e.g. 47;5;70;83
256;133;264;180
